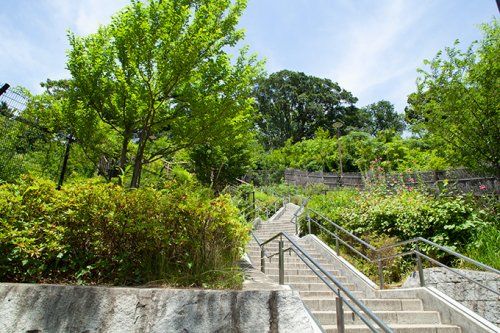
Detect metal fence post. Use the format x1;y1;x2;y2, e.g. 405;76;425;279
336;291;345;333
335;235;340;255
294;215;298;235
377;253;384;289
307;212;311;235
278;239;285;285
260;246;266;273
415;244;425;287
252;191;256;220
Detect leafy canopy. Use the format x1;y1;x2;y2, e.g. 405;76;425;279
406;19;499;176
361;100;405;136
67;0;262;187
254;70;360;149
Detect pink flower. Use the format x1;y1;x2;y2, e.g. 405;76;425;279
407;186;414;191
408;178;415;183
479;185;487;191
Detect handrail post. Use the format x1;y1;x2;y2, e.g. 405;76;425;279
307;212;311;235
294;214;298;235
335;235;340;255
260;245;266;273
415;244;425;287
377;252;384;289
336;291;345;333
252;191;256;220
279;239;285;285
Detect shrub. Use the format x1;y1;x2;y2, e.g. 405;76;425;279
0;176;250;288
305;186;497;284
466;224;500;269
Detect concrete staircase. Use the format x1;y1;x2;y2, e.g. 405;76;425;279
246;207;464;333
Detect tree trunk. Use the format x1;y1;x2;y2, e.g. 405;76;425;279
119;129;132;170
130;129;149;188
117;129;132;186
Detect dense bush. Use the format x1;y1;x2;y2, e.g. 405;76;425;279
256;130;451;175
302;185;499;282
230;184;283;221
0;176;250;288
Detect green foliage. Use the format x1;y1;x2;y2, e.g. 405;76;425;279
407;19;500;175
189;133;258;192
361;100;405;135
0;98;97;184
0;176;250;288
254;70;361;149
67;0;263;188
257;130;451;173
466;224;500;270
306;186;497;283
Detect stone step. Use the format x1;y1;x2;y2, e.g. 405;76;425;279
256;222;295;227
322;323;461;333
255;224;296;228
254;223;461;333
313;310;441;326
299;290;365;299
246;249;323;258
287;282;356;293
265;264;339;272
266;258;336;269
267;274;349;284
254;227;296;231
246;245;316;253
264;268;341;276
254;226;296;230
247;241;316;248
302;298;423;312
250;235;297;241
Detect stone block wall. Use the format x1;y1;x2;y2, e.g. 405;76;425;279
403;267;499;325
0;283;319;333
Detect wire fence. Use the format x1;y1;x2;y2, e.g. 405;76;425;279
0;83;29;113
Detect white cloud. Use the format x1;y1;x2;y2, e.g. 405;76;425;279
46;0;127;36
1;1;128;91
0;19;37;70
328;0;433;105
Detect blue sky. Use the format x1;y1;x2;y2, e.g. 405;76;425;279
1;0;497;113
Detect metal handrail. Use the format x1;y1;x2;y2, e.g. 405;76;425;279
249;188;499;330
252;230;393;333
308;208;376;251
291;198;308;234
306;207;500;293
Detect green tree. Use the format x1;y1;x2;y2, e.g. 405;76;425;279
361;100;405;135
407;20;499;175
189;137;257;192
67;0;261;188
254;70;361;149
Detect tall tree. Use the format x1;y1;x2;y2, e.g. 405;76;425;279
254;70;360;149
67;0;261;188
406;19;499;175
361;100;405;136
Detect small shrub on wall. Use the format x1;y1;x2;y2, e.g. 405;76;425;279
0;176;250;288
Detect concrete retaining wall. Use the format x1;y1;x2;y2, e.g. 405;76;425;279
0;283;318;333
403;267;500;326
